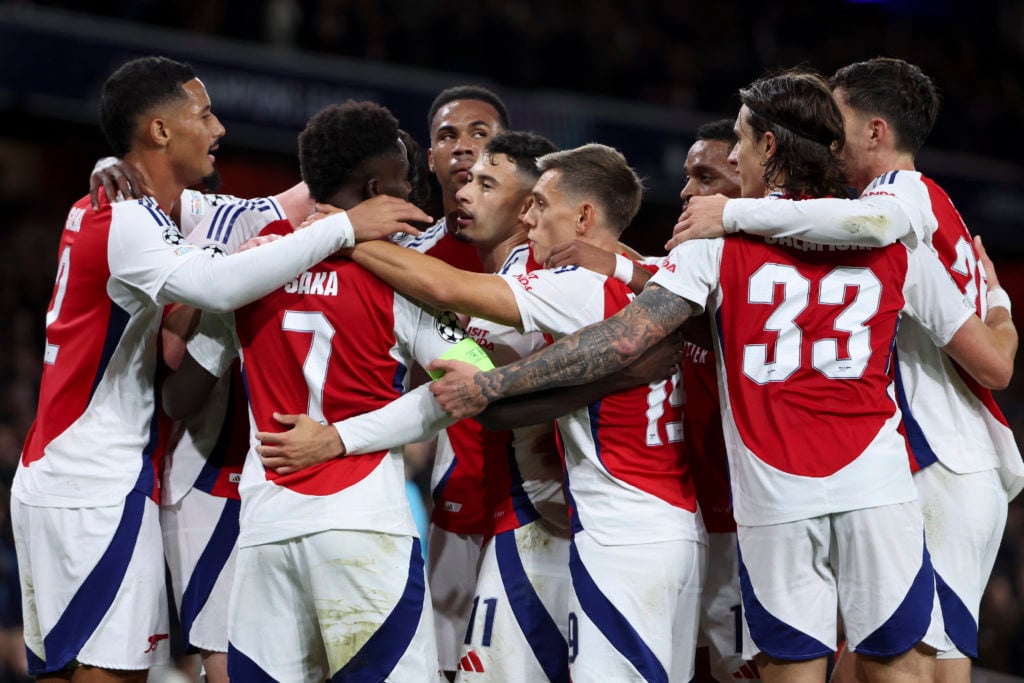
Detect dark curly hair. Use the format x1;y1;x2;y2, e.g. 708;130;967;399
100;56;196;157
830;57;939;156
696;118;737;145
739;70;850;199
299;101;402;203
484;131;558;182
427;85;510;135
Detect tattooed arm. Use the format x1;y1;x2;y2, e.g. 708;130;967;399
429;283;696;418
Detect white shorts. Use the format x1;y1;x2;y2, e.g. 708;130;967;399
227;530;441;681
456;519;570;682
569;530;704;682
12;491;170;674
161;488;240;654
698;532;761;681
427;525;484;672
736;502;949;661
915;463;1007;659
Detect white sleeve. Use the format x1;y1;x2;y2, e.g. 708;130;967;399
186;312;239;377
499;267;608;335
333;384;454;455
646;238;722;312
330;293;467;453
723;190;915;248
108;201;355;313
902;244;977;346
185;197;286;255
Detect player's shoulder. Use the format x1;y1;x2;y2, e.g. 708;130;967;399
399;218;448;253
861;169;924;196
110;196;176;230
496;243;534;275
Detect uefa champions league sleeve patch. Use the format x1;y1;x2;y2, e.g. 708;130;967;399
435;310;465;343
162;227;188;246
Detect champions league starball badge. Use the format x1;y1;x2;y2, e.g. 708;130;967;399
162;227;187;246
435;310;465;343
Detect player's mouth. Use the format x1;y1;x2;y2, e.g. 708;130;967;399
208;143;220;164
455;208;474;229
452;161;473;181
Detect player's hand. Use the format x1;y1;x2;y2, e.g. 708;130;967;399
237;233;283;252
975;235;1001;290
546;239;616;275
89;157;152;210
346;195;432;242
256;413;346;475
665;194;729;250
622;330;684;386
427;359;489;419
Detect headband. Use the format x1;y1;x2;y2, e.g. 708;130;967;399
746;105;836;147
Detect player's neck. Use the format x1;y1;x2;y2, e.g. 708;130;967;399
857;152;916;194
123;150;184;218
480;229;529;273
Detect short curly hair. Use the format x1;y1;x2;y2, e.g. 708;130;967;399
100;56;196;157
427;85;510;135
299;101;402;203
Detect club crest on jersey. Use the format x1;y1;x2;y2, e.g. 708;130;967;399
162;227;188;247
435;310;465;343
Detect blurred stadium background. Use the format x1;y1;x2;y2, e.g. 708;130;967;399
0;0;1023;679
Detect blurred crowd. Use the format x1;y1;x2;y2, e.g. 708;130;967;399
19;0;1024;163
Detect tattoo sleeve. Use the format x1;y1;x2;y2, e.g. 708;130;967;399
475;283;694;401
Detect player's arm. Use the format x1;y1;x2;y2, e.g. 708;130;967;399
667;192;914;249
941;237;1017;389
909;236;1017;390
348;239;523;328
113;196;429;314
544;239;653;294
161;312;238;419
429;282;696;419
477;330;682;429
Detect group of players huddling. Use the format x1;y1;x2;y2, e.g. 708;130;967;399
12;52;1022;683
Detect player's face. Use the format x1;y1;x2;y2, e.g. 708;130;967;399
523;170;579;264
729;106;770;198
428;99;504;202
680;139;741;207
833;89;873;193
168;78;225;187
454;153;530;247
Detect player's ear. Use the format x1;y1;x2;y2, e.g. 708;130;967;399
761;131;777;160
518;196;533;220
366;177;381;199
577;202;596;235
149;116;171;149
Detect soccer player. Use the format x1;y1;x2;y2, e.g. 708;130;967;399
341;143;703;681
11;56;427;681
670;58;1023;683
407;85;510;679
678;121;759;683
164;101;452;680
537;120;758;682
427;70;1017;683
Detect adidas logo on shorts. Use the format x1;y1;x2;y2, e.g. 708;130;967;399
457;650;485;673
